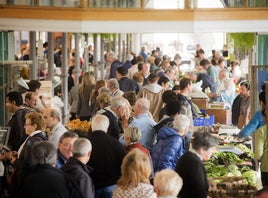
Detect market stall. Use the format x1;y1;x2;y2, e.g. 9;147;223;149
196;126;258;198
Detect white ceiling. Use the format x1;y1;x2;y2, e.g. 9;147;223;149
1;18;268;33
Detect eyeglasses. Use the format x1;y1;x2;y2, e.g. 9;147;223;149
60;142;72;147
24;123;32;126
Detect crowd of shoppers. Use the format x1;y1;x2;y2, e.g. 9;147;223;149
1;44;266;198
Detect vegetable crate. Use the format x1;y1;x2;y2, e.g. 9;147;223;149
193;115;215;126
209;176;257;198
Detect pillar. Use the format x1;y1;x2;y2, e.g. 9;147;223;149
93;34;99;80
74;33;80;85
62;32;68;120
47;32;54;81
29;31;37;80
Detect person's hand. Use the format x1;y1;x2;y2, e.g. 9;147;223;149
121;106;130;121
6;151;18;164
207;92;217;100
119;106;131;129
0;153;7;161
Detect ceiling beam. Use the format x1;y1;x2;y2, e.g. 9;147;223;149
0;7;268;21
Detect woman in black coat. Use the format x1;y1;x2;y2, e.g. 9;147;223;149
175;130;219;198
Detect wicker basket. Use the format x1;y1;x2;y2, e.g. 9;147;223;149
208;176;256;198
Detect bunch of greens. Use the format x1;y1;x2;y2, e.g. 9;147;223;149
204;162;227;178
236;143;254;159
242;170;257;186
205;153;257;187
210;152;243;165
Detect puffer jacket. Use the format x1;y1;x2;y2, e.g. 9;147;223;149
151;126;185;172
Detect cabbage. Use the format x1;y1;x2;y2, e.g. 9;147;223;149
242;170;257;186
228;165;239;171
227;165;241;176
225;172;234;177
231;170;242;176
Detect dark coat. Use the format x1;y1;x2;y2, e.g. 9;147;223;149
122;60;132;71
118;76;135;93
154;117;174;134
61;157;95;198
87;130;125;189
8;108;28;151
196;72;216;93
11;132;47;196
16;132;47;168
109;60;122;79
101;109;122;139
19;164;76;198
232;94;242;126
56;149;67;169
175;151;209;198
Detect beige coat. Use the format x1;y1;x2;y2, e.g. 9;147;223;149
137;83;164;122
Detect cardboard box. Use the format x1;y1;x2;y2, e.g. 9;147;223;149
206;109;232;125
192;98;209;110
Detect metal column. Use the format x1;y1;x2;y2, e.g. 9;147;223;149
29;31;37;80
47;32;54;81
100;37;105;80
118;34;121;61
62;32;69;121
93;34;99;80
74;33;80;85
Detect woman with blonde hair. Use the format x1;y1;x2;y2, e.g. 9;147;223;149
112;149;156;198
77;72;95;121
4;111;47;196
154;169;183;198
124;127;150;156
96;92;113;115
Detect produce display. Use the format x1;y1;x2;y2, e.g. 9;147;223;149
195;125;258;198
205;150;257;197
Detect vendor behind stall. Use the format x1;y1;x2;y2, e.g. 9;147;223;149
238;87;265;139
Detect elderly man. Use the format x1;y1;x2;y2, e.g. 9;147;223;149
101;96;129;139
128;98;157;150
164;66;177;89
56;131;78;169
19;141;81;198
26;80;46;113
107;78;124;97
43;108;67;148
88;115;125;198
23;92;38;112
217;68;232;93
141;62;151;86
61;138;94;198
107;51;122;79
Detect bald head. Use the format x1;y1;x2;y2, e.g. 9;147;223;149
91;115;109;132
